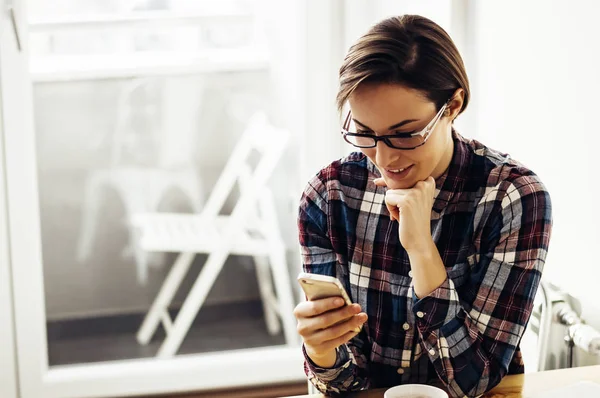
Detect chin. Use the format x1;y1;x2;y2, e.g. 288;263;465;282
384;178;416;190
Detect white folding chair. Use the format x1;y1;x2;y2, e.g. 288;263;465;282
130;112;298;357
76;77;204;284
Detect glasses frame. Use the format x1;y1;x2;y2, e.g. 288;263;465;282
341;100;450;150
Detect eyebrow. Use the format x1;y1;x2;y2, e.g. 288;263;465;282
353;118;420;131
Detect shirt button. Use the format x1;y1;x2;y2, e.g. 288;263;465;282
429;348;436;356
403;323;410;331
408;270;413;278
397;367;404;374
416;311;425;318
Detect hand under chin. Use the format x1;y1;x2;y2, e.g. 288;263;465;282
383;176;419;190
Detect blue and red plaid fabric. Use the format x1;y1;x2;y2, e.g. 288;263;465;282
298;131;552;397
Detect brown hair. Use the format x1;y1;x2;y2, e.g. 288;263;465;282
337;15;470;115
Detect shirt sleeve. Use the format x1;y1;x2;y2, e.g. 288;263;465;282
411;174;552;397
298;173;370;395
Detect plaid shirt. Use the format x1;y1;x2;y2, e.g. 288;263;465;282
298;131;552;397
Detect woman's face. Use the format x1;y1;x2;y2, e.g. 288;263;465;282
348;83;459;190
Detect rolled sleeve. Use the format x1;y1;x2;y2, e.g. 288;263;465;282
412;278;461;332
303;344;351;381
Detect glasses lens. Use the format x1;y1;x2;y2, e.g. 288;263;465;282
344;118;429;149
387;135;426;149
344;134;375;147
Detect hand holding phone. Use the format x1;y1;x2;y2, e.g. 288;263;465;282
294;272;368;368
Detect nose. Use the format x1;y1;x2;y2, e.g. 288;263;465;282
374;140;400;169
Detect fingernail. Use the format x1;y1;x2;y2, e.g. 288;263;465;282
335;298;344;306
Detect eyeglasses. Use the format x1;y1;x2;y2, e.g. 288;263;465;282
341;101;450;150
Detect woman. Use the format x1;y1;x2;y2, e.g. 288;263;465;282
294;15;552;397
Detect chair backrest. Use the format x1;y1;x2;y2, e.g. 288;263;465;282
110;78;160;166
157;76;204;169
200;112;290;222
110;77;203;169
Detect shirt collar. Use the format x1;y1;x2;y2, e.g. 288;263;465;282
432;129;471;215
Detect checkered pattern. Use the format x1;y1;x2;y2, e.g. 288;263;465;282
298;131;552;397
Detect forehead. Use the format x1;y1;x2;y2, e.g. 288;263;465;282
348;83;435;128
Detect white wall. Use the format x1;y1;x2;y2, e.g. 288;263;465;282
468;0;600;366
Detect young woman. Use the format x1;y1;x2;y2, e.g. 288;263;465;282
293;15;552;397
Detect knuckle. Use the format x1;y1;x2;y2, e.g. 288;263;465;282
303;336;315;346
296;322;309;336
295;301;311;316
329;297;342;309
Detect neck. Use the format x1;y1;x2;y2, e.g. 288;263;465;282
431;128;455;180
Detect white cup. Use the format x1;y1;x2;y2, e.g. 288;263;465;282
384;384;448;398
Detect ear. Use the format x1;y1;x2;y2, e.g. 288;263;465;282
445;88;465;122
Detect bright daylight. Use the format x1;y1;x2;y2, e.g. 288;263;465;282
0;1;599;398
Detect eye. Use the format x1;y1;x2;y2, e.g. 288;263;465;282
356;129;371;135
393;130;416;137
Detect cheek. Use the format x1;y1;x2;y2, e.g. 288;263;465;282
412;134;448;171
425;129;450;159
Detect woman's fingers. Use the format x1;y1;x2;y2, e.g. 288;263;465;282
297;304;362;336
373;177;387;187
314;304;362;330
303;312;368;347
294;296;345;318
312;330;361;353
384;190;409;221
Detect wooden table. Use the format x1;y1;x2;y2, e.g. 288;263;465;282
285;365;600;397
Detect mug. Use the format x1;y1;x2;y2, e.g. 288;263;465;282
384;384;448;398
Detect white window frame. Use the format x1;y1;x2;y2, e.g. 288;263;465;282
0;34;19;396
27;5;269;82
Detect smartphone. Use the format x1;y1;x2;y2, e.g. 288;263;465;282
297;272;361;333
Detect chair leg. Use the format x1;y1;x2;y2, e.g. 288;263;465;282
157;248;229;357
254;255;281;335
133;243;150;285
268;243;299;346
179;170;204;214
76;174;104;263
137;252;195;345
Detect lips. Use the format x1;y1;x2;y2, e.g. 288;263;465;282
386;165;414;174
382;164;415;181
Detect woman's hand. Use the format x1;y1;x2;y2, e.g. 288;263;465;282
374;176;436;253
294;297;367;368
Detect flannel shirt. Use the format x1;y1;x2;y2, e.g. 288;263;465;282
298;131;552;397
